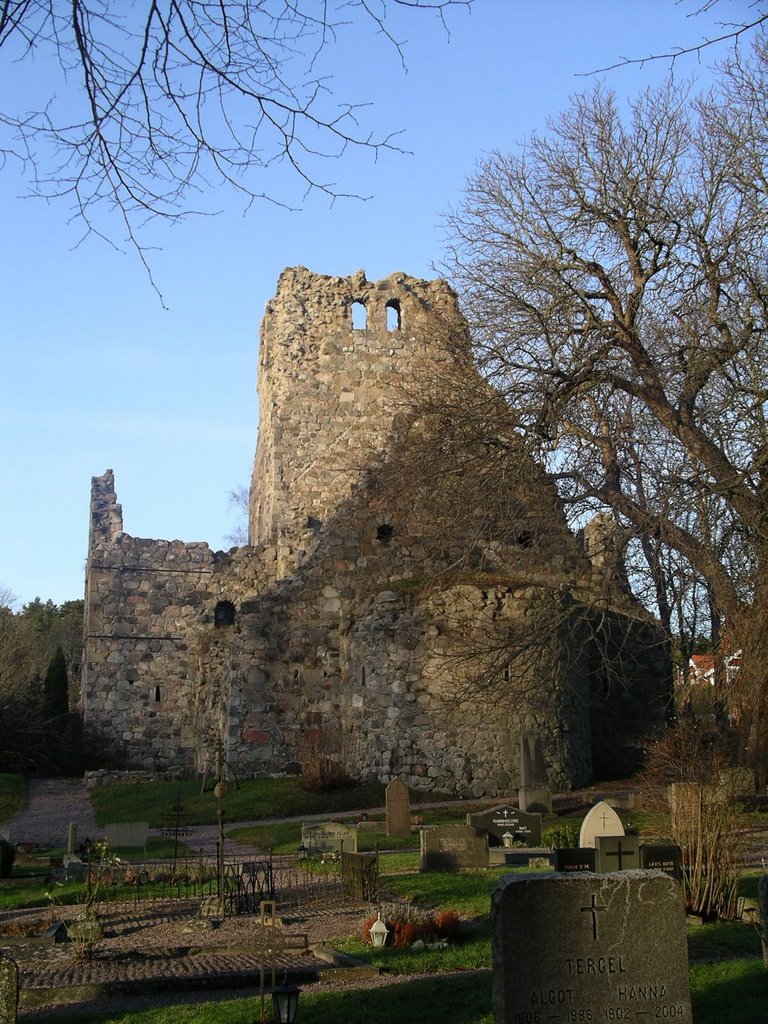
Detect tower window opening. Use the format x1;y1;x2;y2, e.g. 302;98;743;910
361;666;366;687
377;523;394;544
351;301;368;330
153;686;162;702
386;299;401;331
214;600;236;627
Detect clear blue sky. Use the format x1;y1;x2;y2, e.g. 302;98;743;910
0;1;750;607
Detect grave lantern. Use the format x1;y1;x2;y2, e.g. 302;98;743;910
271;973;301;1024
369;912;389;948
297;843;308;860
502;831;515;848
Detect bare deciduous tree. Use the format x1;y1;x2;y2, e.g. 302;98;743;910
0;0;468;259
442;37;768;771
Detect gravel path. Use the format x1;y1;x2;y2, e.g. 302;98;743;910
6;779;99;848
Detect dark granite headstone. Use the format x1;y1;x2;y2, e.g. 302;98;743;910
467;805;542;846
640;844;682;881
554;847;596;872
596;835;641;873
492;871;692;1024
385;778;411;837
420;824;488;871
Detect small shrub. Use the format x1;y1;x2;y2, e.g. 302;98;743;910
0;840;16;877
363;903;462;947
434;909;461;940
541;824;579;850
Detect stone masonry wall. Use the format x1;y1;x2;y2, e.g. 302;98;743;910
82;269;671;791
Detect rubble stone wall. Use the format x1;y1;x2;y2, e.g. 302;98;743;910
81;268;671;794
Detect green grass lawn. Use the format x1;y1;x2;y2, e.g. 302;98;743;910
90;777;388;827
0;773;26;821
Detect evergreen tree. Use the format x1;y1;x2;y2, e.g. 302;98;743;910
43;646;69;719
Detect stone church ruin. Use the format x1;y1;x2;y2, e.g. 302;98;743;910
81;267;670;796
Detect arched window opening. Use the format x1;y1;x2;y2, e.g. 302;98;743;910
503;666;511;684
377;523;393;545
351;301;367;330
386;299;401;331
153;686;162;702
214;600;236;627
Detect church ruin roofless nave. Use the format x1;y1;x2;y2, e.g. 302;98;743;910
81;267;670;795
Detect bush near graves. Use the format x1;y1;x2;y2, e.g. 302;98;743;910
363;906;461;947
0;840;15;877
640;720;741;919
541;823;579;849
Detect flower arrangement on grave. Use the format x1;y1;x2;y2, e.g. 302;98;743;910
362;903;460;948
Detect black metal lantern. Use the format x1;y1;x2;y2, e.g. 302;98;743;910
272;973;301;1024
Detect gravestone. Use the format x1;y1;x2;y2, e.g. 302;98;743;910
67;822;78;855
385;778;411;837
467;805;542;846
518;732;552;813
0;954;17;1024
579;800;625;849
554;847;596;873
596;835;641;872
341;851;379;901
492;871;692;1023
62;854;86;881
301;821;357;854
104;821;149;847
640;844;682;881
420;824;488;871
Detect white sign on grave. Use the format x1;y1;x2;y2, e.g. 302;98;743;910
579;800;625;849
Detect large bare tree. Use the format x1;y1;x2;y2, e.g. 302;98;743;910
442;37;768;769
0;1;467;253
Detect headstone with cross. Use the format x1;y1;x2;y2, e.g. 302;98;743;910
579;800;625;850
595;835;641;873
492;872;692;1023
467;805;542;846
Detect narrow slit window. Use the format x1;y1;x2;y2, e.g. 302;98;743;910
386;299;401;331
153;686;162;702
361;666;366;687
351;301;367;330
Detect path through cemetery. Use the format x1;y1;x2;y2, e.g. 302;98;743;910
6;779;99;847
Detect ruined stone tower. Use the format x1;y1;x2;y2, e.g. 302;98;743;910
81;267;670;792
